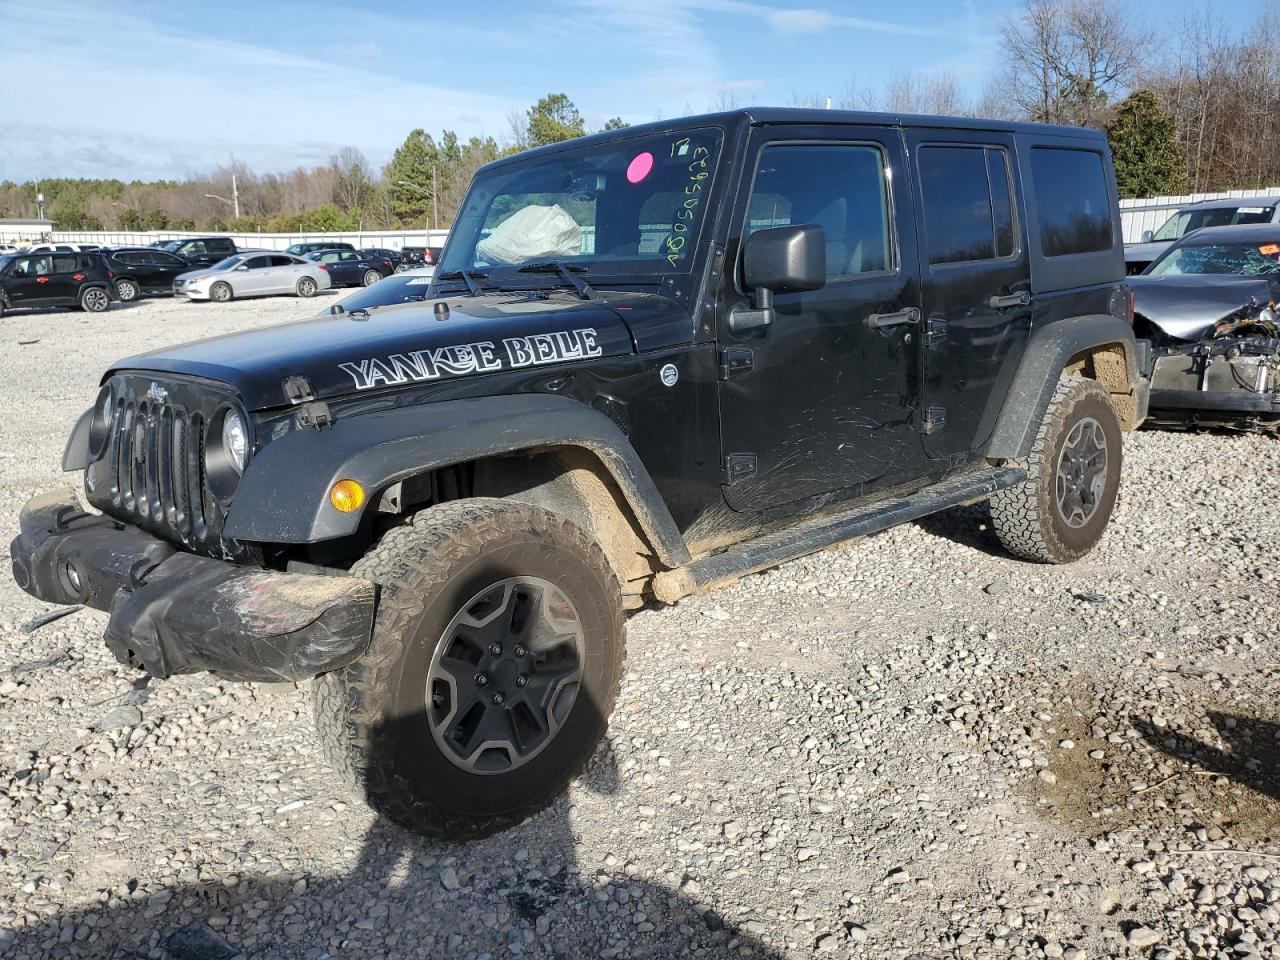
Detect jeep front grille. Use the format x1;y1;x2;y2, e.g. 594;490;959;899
89;374;238;557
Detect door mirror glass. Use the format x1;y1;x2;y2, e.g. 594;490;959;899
1142;229;1153;243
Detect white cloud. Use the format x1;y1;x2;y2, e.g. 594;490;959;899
767;8;836;33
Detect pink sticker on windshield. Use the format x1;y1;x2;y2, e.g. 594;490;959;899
626;151;655;184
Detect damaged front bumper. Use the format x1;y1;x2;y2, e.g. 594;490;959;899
9;489;376;682
1144;338;1280;430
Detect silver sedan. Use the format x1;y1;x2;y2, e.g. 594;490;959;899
173;252;332;302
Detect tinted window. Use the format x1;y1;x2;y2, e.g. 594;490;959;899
746;143;893;278
208;239;234;253
1031;148;1113;257
51;256;78;273
155;252;184;266
270;255;295;267
919;145;1016;265
244;256;271;269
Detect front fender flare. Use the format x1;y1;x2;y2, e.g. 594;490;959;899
225;394;692;568
986;314;1146;460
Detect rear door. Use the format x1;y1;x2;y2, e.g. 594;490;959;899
269;255;297;291
148;251;189;289
906;130;1032;463
718;124;928;513
46;254;85;304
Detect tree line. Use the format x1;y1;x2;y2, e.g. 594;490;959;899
3;3;1277;233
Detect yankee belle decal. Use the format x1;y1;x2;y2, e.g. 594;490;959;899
339;328;603;391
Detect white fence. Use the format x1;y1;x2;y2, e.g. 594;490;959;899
1119;188;1280;243
42;229;453;251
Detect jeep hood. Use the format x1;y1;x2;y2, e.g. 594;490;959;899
1130;275;1280;341
108;292;646;410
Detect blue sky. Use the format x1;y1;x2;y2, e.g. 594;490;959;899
0;0;1265;182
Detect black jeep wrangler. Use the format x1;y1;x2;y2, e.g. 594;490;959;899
10;109;1146;838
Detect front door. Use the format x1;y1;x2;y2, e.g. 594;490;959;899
5;255;54;306
718;126;926;514
237;255;274;295
906;131;1033;463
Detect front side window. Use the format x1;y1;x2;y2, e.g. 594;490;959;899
11;256;50;276
184;241;207;255
745;143;894;278
441;129;723;275
918;145;1017;265
1030;148;1113;257
1147;241;1280;277
244;256;271;270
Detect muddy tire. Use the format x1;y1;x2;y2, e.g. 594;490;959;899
313;498;625;839
990;376;1122;564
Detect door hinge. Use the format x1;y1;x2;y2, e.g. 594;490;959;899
723;453;757;484
925;316;948;347
719;347;754;381
921;406;947;435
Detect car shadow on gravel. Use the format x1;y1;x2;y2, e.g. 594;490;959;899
912;501;1007;558
0;712;785;960
1136;711;1280;808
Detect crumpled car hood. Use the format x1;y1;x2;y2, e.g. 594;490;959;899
1130;275;1280;341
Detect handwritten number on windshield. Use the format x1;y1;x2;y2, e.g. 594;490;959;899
665;144;713;267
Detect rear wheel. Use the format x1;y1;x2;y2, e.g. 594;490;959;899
313;499;625;839
80;286;110;313
990;376;1123;563
115;278;139;302
209;282;232;303
362;269;381;287
296;276;318;298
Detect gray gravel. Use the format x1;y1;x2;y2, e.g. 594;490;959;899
2;293;1279;959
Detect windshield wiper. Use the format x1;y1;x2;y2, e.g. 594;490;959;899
517;260;596;300
435;269;488;296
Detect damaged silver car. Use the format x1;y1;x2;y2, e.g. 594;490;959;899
1132;224;1280;431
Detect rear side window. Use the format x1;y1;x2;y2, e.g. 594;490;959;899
51;255;78;274
745;143;894;278
208;239;234;253
270;255;295;267
1030;148;1113;257
918;145;1017;265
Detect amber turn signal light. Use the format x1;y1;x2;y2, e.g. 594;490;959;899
329;479;365;513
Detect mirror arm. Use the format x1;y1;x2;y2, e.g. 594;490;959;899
729;286;775;333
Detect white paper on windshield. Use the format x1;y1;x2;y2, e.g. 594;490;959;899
476;204;581;265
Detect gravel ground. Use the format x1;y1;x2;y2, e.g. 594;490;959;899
1;292;1279;960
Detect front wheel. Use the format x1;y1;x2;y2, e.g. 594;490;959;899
313;499;625;839
209;282;233;303
296;276;318;298
80;286;110;313
362;269;381;287
990;376;1123;563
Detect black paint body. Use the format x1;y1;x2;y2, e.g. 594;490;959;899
68;109;1133;563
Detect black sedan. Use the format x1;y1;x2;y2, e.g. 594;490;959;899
105;247;193;301
1132;224;1280;431
360;247;403;269
304;249;394;287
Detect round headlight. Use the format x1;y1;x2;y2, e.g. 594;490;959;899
222;410;248;475
88;384;114;458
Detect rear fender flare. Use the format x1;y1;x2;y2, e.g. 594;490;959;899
224;394;692;568
987;314;1146;460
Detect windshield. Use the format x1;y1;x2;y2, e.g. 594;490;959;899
1152;205;1277;242
1147;240;1280;277
336;273;435;311
0;255;12;271
439;128;723;278
161;240;184;252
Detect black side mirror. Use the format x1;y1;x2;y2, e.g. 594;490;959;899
732;224;826;332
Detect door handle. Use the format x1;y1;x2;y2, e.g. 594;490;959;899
865;307;920;331
988;291;1031;309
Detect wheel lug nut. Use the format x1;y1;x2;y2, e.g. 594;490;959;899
513;644;527;658
474;673;489;687
516;674;528;688
488;643;503;656
491;692;505;705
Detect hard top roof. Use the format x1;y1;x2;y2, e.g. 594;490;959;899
482;107;1108;172
1186;196;1280;209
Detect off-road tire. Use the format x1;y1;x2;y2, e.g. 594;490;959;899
209;282;233;303
313;498;625;839
362;269;381;287
79;286;110;313
990;376;1122;564
115;278;139;302
296;276;317;298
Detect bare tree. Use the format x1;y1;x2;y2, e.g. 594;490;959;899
330;147;373;220
1000;0;1145;126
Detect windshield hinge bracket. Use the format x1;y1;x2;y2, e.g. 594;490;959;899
283;375;315;404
